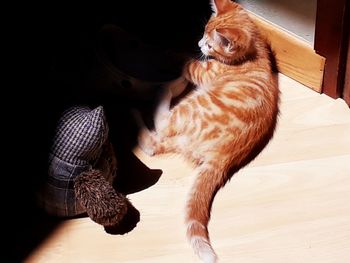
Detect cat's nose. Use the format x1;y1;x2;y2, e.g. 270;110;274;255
198;38;204;47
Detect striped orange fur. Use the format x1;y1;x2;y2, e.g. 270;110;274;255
137;1;279;262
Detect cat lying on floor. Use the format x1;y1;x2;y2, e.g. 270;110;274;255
137;0;279;262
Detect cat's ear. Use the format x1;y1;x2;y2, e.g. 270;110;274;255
211;0;232;15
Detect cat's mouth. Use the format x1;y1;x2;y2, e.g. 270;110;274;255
199;55;214;61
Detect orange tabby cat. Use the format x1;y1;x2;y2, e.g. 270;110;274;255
137;0;279;262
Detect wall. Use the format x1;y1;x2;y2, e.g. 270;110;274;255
237;0;317;44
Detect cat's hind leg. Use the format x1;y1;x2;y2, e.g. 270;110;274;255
155;76;188;132
154;87;173;132
138;128;174;156
137;128;158;156
131;109;163;156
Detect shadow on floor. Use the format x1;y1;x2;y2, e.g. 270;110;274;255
10;101;163;262
10;1;210;261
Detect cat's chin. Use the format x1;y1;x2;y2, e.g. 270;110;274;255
200;47;210;56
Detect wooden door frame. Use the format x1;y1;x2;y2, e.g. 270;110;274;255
343;31;350;106
315;0;350;105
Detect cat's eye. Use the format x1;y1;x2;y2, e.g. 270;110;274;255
207;44;212;49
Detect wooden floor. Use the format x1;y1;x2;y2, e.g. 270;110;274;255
26;74;350;263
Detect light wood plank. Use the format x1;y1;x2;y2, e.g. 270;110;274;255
26;75;350;263
249;12;325;92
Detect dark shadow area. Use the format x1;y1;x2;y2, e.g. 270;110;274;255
113;150;163;195
10;208;63;263
8;1;211;262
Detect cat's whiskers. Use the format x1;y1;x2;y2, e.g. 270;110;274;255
198;53;210;62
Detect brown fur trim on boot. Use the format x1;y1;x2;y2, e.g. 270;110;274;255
74;169;129;226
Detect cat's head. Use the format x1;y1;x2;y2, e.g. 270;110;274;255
198;0;256;64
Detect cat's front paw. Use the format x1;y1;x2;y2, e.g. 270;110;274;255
166;76;188;97
138;128;157;156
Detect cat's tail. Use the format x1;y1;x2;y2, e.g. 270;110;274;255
185;165;229;263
